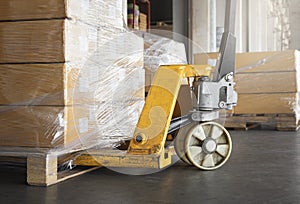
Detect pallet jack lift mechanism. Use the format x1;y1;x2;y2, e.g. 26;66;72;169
75;0;237;170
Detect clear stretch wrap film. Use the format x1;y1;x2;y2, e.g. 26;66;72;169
194;50;300;118
133;31;188;91
137;31;188;73
0;0;149;157
0;29;145;151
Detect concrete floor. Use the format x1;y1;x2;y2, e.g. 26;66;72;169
1;130;300;204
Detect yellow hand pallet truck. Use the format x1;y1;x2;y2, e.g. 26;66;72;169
75;0;237;171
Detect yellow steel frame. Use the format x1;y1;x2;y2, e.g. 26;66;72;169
128;65;211;155
75;64;212;169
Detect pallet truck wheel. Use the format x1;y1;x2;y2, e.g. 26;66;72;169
185;122;232;170
174;123;195;165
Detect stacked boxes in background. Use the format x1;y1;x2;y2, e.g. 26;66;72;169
194;50;300;129
127;3;139;29
139;13;148;31
0;0;145;148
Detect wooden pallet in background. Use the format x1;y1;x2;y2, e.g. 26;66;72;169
224;114;300;131
0;147;99;186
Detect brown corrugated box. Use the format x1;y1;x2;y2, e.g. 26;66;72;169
194;50;300;94
0;20;97;63
194;50;299;73
0;1;145;150
0;0;123;28
0;63;145;105
235;93;299;114
0;105;94;148
0;100;144;148
0;0;65;20
194;50;300;114
0;20;131;63
0;22;145;105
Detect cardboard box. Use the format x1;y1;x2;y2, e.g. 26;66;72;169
0;63;145;105
0;19;97;63
235;72;298;94
0;100;144;148
0;105;93;148
194;50;300;115
0;19;132;63
235;93;299;114
195;50;300;94
0;0;124;28
194;50;300;73
199;50;300;94
0;27;145;105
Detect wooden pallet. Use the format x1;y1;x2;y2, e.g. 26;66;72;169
224;114;300;131
0;147;99;186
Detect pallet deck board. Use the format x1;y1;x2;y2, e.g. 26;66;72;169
0;146;99;186
224;113;299;131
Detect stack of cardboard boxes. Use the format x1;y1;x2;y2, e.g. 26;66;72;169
127;3;139;30
139;13;147;31
0;0;145;148
194;50;300;129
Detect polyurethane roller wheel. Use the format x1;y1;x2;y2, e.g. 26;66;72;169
185;122;232;170
174;123;195;165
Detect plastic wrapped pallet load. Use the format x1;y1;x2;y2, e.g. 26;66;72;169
0;31;145;148
0;0;145;149
194;50;300;130
0;0;149;186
